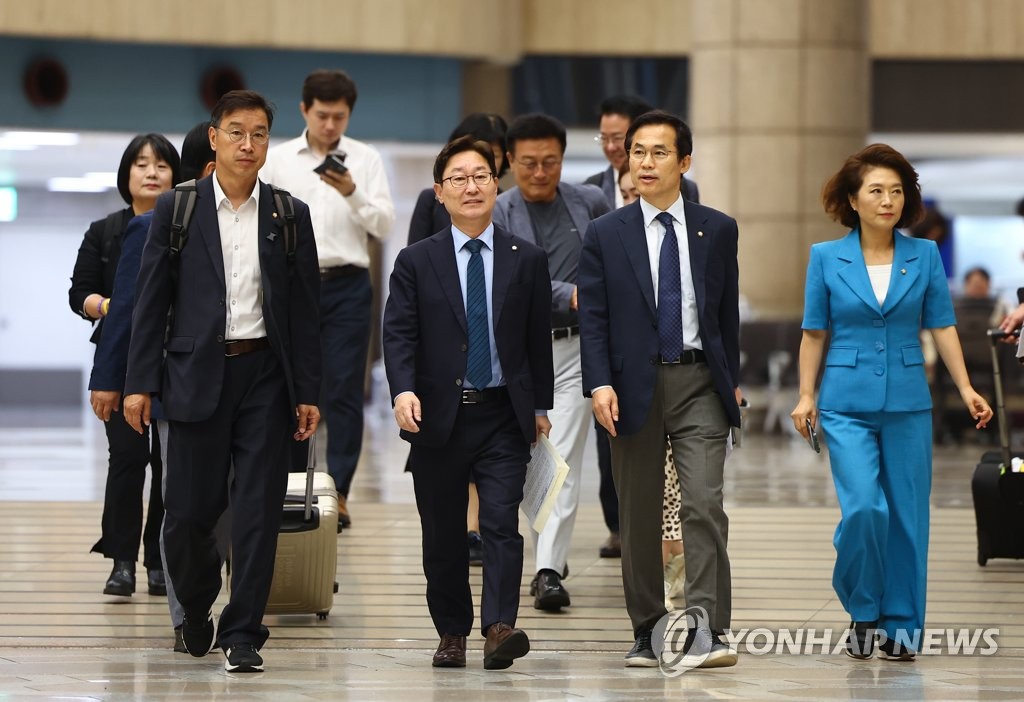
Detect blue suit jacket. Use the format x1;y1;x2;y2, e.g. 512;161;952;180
578;199;742;433
383;225;554;448
802;229;956;412
124;176;322;424
492;181;610;316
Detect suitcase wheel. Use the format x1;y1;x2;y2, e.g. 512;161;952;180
317;612;328;620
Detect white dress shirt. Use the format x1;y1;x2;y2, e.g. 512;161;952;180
212;175;266;341
639;195;702;351
261;130;395;269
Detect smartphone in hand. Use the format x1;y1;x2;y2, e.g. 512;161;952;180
314;153;348;176
806;418;821;453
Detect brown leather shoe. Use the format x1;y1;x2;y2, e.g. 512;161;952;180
432;634;466;668
483;623;529;670
337;494;352;529
599;532;621;558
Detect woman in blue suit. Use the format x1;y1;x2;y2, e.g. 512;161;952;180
790;144;992;661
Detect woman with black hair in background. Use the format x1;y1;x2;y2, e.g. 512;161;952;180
69;133;180;597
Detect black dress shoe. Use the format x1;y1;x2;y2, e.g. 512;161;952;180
878;636;916;661
529;565;569;596
533;569;571;611
103;560;136;596
147;568;167;596
467;531;483;567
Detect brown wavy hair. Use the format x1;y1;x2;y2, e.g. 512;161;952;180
821;143;924;230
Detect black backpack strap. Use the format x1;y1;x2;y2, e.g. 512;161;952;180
271;185;298;269
169;180;198;262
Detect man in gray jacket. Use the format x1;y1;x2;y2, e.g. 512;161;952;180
493;113;609;612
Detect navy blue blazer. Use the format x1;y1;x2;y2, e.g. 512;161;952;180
803;229;955;412
382;224;554;447
124;176;322;424
578;199;741;432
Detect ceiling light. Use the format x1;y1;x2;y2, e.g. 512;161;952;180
47;177;111;193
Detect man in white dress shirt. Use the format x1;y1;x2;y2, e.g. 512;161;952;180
262;69;396;527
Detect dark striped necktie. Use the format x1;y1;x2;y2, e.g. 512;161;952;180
463;238;492;389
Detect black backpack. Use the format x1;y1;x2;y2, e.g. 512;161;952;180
163;180;299;336
166;179;299;285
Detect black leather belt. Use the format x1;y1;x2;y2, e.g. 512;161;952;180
655;349;706;365
460;387;509;404
225;337;271;357
552;325;580;340
320;265;364;281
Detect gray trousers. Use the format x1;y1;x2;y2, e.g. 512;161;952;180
157;419;232;629
610;362;732;635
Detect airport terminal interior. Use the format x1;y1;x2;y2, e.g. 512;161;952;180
2;0;1024;699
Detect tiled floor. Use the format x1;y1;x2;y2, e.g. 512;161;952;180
0;401;1022;700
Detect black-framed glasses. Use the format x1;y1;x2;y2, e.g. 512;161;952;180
442;173;495;189
217;127;270;146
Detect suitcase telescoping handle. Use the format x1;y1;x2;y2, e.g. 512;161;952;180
304;433;316;522
987;328;1017;468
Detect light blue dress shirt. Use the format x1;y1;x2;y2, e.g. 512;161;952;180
452;224;504;389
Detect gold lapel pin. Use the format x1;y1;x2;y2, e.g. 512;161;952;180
698;231;704;238
272;212;278;218
512;245;518;251
900;268;907;275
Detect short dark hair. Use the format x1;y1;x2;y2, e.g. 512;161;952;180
116;134;181;205
963;266;991;284
599;95;654;123
302;69;358;111
821;143;925;230
179;121;215;183
1016;196;1024;218
210;89;275;131
449;113;509;176
433;136;497;184
505;114;567;155
624;110;693;158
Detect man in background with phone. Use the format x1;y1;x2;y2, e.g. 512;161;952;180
262;69;396;529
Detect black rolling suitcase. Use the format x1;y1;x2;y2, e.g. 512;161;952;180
971;329;1024;566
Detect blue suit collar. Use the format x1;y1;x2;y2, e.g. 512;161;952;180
835;228;921;315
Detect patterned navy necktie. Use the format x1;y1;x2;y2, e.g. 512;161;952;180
655;212;684;362
463;238;492;389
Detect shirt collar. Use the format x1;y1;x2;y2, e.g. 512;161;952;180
639;194;686;228
452;222;495;251
212;173;260;211
297;128;345;156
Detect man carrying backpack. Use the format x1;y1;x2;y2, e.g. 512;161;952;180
122;90;322;674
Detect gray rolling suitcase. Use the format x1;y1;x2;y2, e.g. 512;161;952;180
265;436;339;618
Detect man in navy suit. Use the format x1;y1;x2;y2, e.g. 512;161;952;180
383;136;553;670
123;90;321;674
578;111;742;669
492;113;609;611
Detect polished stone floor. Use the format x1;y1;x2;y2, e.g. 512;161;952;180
0;392;1022;700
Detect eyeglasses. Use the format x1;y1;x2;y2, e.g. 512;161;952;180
595;134;626;146
217;127;270;146
514;158;562;173
442;172;495;189
629;147;676;163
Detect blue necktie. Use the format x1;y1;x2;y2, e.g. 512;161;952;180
463;238;492;389
656;212;684;362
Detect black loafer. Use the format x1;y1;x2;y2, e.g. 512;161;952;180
467;531;483;567
533;569;571;611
